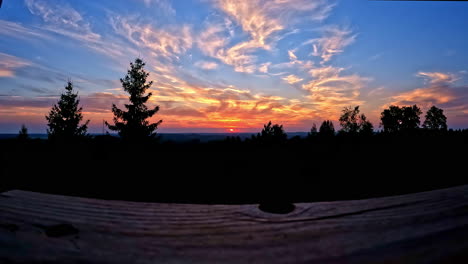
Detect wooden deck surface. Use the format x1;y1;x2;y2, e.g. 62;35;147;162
1;186;468;263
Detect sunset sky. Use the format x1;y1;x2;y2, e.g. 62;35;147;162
1;0;468;133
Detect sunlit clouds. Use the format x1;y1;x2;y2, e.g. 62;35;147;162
302;66;368;118
282;75;303;84
385;71;468;127
111;16;193;62
416;71;459;85
307;26;356;63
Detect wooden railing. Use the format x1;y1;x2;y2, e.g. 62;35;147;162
1;186;468;263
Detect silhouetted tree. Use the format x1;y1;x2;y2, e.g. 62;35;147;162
380;105;402;133
46;81;89;141
18;124;29;141
401;105;422;132
319;120;335;136
380;105;421;133
339;106;374;135
423;106;447;131
359;114;374;136
106;58;162;142
252;121;287;144
308;123;318;137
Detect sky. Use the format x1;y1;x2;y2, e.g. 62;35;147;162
1;0;468;133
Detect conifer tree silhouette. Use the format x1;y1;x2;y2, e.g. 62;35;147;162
46;81;89;141
252;121;287;144
319;120;335;136
106;58;162;142
18;124;29;141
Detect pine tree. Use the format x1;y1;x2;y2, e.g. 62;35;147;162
106;58;162;142
18;124;29;141
319;120;335;136
46;81;89;141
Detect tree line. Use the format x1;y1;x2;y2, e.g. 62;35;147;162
16;58;452;143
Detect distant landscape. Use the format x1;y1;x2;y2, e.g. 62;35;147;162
0;132;308;142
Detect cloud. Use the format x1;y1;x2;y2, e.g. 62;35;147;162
23;0;136;62
140;0;176;15
288;50;298;61
307;25;356;63
258;62;271;73
25;0;100;43
389;71;464;108
0;20;51;41
199;0;335;73
282;74;303;84
111;16;192;62
0;53;31;78
217;0;283;49
217;0;334;46
302;66;369;117
386;71;468;126
134;70;319;130
390;86;456;107
195;61;219;70
416;71;459;85
197;23;257;73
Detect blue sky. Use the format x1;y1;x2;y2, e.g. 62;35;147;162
1;0;468;133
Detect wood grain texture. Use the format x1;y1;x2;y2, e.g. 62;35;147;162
1;186;468;263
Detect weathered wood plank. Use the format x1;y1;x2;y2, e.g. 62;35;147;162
1;186;468;263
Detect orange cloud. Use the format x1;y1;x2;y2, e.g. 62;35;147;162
199;0;334;73
416;71;458;84
282;74;303;84
0;70;14;78
389;71;460;108
390;87;456;107
382;71;468;127
302;66;368;118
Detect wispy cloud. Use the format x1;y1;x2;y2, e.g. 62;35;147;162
111;16;192;62
302;66;369;117
139;0;176;15
200;0;335;73
0;53;31;78
25;0;100;43
258;62;271;73
307;25;356;63
0;20;51;41
195;61;219;70
416;71;459;85
24;0;135;61
282;74;303;84
197;23;257;73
